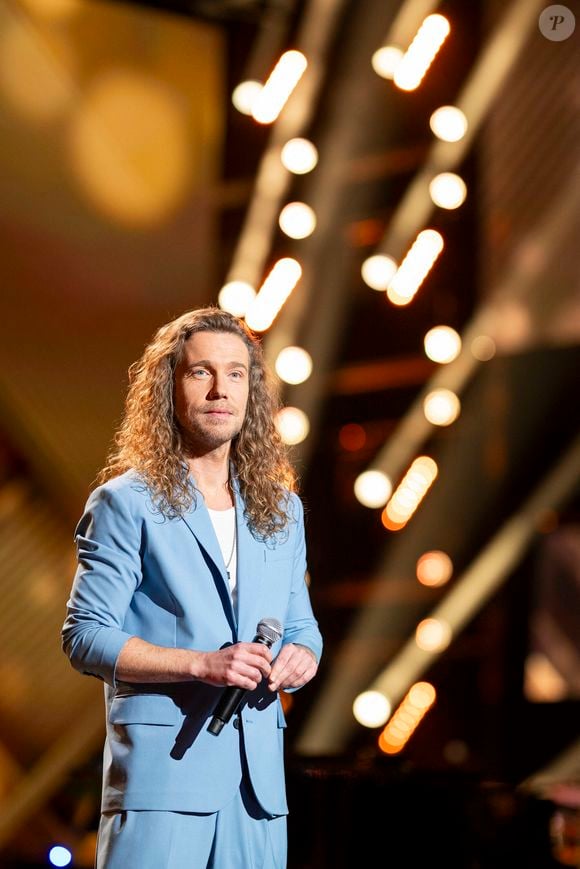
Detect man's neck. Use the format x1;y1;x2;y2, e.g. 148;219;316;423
185;447;234;510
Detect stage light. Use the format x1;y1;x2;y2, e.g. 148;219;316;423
429;172;467;209
279;202;316;239
415;617;452;652
354;470;392;508
378;682;436;754
275;346;313;384
393;14;450;92
232;80;263;115
218;281;256;317
252;50;307;124
408;681;436;710
361;254;398;290
424;325;462;363
353;690;391;727
386;229;444;306
245;258;302;331
429;105;468;142
280;138;318;174
48;845;72;867
416;551;453;587
371;45;404;80
423;388;461;426
275;406;310;445
382;456;438;529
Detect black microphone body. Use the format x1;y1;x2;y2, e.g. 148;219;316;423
208;618;283;736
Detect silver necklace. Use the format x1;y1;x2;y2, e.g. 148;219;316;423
225;510;237;581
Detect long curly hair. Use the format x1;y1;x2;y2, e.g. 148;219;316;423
97;306;297;537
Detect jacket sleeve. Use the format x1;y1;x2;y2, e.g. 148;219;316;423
281;494;323;671
61;483;142;687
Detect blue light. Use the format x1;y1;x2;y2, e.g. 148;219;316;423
48;845;72;867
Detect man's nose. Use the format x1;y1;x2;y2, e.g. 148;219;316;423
207;373;228;398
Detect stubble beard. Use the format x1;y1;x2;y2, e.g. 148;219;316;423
181;412;243;454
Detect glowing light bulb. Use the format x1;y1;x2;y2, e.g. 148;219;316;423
280;138;318;174
279;202;316;239
353;690;391;727
48;846;72;868
232;80;262;115
275;346;313;384
429;105;468;142
354;470;392;508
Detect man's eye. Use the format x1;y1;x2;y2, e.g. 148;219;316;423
230;371;243;379
191;369;209;378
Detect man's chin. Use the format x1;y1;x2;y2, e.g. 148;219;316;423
185;421;241;451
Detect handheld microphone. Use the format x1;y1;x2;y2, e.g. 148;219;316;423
208;617;283;736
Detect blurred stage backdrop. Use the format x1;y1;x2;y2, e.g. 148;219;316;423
0;0;578;866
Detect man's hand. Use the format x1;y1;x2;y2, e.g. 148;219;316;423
199;643;272;690
268;643;318;692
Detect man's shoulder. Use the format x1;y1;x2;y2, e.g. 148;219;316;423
287;489;305;516
88;470;151;510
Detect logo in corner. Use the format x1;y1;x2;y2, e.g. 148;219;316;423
538;5;576;41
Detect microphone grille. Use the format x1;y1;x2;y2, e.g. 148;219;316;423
257;617;283;644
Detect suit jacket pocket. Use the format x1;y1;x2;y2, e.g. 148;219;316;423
109;693;179;725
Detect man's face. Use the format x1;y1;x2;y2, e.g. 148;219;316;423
174;330;250;453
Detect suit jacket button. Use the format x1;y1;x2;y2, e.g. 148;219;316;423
233;717;240;730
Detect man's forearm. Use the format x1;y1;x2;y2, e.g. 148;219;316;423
115;636;207;683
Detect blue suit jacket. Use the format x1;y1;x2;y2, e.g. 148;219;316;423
62;470;322;815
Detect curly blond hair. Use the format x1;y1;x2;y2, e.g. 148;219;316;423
97;306;297;537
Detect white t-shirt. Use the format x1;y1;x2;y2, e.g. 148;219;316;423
207;506;237;609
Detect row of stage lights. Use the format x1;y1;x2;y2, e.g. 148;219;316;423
352;15;484;755
222;13;493;755
219;14;485;457
221;48;315;447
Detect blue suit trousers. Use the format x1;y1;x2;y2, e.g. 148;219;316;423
96;776;287;869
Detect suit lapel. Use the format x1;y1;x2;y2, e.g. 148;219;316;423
232;480;265;643
180;494;237;636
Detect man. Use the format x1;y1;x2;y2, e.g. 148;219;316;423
62;306;322;868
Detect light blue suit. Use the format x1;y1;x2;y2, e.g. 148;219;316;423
62;470;322;822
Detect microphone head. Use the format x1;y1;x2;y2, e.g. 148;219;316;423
256;617;283;645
